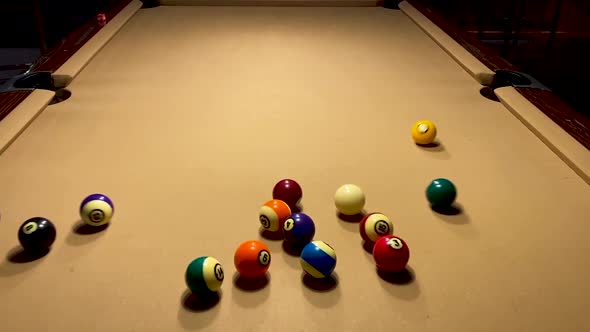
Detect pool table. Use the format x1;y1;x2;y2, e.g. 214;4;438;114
1;1;589;331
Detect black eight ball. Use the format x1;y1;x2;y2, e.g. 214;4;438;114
18;217;57;251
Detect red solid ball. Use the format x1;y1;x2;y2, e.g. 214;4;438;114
272;179;302;210
372;235;410;272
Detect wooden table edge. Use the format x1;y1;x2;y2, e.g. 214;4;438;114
402;0;590;152
0;91;33;123
0;0;135;122
2;0;590;185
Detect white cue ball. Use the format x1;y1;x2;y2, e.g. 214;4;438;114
334;184;365;215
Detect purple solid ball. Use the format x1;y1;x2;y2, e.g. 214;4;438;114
283;213;315;245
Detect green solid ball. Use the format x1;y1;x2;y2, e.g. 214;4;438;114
185;256;224;295
426;178;457;207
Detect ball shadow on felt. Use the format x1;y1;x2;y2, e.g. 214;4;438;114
7;246;50;263
73;220;110;235
337;212;365;223
180;289;221;312
302;272;339;292
362;240;375;254
431;203;463;216
259;228;284;241
282;241;305;256
415;141;441;148
376;266;415;285
66;220;109;247
233;272;270;291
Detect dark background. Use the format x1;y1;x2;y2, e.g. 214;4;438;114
1;0;589;119
0;0;120;50
0;0;122;86
410;0;590;118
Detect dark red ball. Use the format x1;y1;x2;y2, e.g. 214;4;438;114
272;179;302;210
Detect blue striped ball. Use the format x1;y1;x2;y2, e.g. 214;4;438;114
300;240;337;278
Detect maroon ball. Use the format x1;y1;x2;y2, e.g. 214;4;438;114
272;179;302;210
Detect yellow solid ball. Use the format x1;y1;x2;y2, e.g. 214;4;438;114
411;120;437;145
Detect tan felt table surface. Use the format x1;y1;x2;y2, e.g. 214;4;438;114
1;3;589;332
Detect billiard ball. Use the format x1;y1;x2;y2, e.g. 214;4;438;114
272;179;302;211
259;199;291;232
411;120;437;145
80;193;114;226
359;212;393;244
18;217;56;251
96;13;107;24
334;184;365;215
426;178;457;207
234;240;271;279
300;240;337;278
372;235;410;272
185;256;224;295
283;213;315;245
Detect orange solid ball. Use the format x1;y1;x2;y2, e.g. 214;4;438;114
234;240;271;278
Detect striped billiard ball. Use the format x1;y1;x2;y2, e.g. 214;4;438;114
300;240;337;278
259;199;291;232
185;256;224;295
359;212;393;244
80;193;114;226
